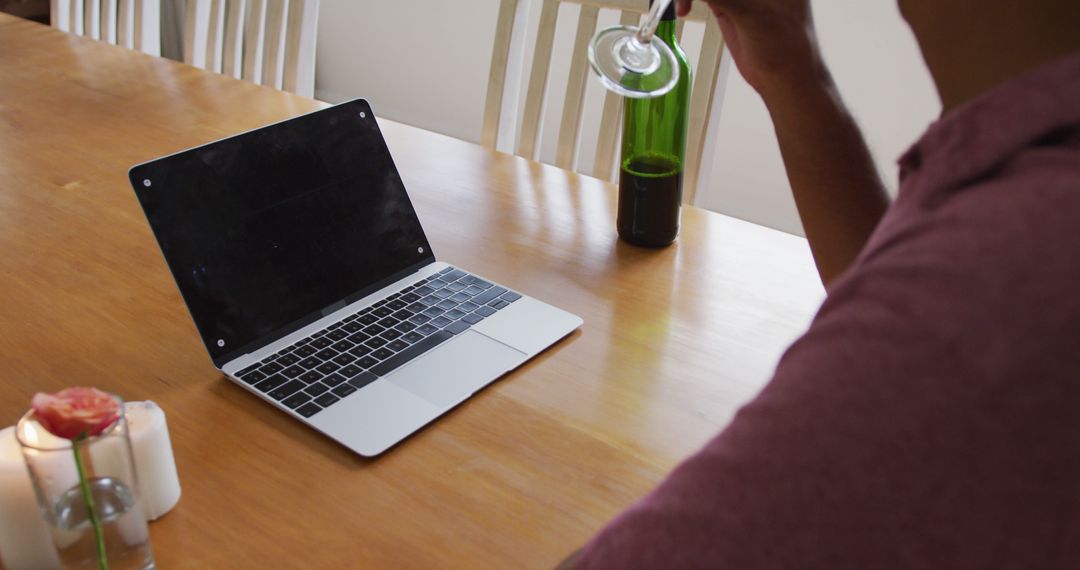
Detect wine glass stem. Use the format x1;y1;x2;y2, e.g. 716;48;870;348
636;0;673;44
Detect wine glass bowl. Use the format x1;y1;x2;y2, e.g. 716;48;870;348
587;0;680;98
588;25;679;98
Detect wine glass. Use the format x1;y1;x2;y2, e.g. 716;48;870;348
587;0;679;98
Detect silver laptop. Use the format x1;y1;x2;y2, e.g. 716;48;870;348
129;99;582;456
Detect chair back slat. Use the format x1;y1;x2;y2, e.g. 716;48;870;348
592;9;639;180
682;17;724;204
242;0;268;85
260;0;288;90
481;0;520;148
101;0;118;43
283;0;320;96
516;0;559;160
555;4;599;170
222;0;247;78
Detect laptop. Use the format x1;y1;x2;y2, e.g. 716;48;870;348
129;99;582;457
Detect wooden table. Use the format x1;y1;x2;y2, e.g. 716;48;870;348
0;14;824;569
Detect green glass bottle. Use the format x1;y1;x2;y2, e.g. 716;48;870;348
617;1;691;247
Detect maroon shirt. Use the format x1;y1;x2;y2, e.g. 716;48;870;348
575;51;1080;568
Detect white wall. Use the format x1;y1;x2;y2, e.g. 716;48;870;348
315;0;941;236
701;0;941;235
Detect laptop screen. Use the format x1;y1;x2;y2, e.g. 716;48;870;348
130;100;434;364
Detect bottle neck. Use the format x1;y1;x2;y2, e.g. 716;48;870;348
654;18;677;43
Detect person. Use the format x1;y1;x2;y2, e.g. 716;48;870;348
565;0;1080;566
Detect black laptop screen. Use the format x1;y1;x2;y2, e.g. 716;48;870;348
130;100;434;363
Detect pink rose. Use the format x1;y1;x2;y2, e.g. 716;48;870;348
31;387;122;440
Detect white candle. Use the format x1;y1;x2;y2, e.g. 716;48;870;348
0;426;61;570
125;401;181;520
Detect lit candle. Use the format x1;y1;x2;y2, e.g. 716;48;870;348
0;426;61;569
125;401;181;520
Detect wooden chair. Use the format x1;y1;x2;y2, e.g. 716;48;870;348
183;0;319;97
483;0;724;204
50;0;161;56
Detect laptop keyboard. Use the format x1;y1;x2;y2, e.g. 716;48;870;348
233;267;523;419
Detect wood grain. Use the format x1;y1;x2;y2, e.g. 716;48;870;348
0;14;824;569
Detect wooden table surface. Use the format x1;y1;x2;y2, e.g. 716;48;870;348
0;14;825;569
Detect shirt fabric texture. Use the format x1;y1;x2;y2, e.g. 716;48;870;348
575;50;1080;569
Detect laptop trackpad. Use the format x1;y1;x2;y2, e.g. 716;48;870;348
388;330;526;408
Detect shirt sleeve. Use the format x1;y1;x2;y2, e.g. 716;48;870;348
571;194;1080;568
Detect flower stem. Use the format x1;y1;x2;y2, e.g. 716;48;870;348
73;437;108;570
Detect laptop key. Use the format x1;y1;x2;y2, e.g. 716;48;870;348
406;302;427;313
391;309;414;321
296;403;323;418
422;306;444;317
347;331;371;344
463;285;485;296
305;382;330;397
491;299;510;310
269;380;306;401
409;314;432;326
382;316;400;327
445;269;467;281
281;365;305;379
462;313;484;325
473;279;494;289
358;314;378;325
238;363;262;377
370;331;453;377
293;346;316;358
387;300;407;311
387;340;409;352
310;337;333;349
316;362;340;375
365;337;388;349
436;299;458;311
331;339;355;352
332;352;357;366
372;348;395;360
396;321;418;333
338;364;364;378
329;321;344;330
402;331;425;343
332;384;357;398
299;356;322;369
276;354;300;366
446;282;466;292
432;289;454;300
413;285;434;296
322;373;347;387
501;291;522;302
314;348;338;361
458;301;480;312
343;322;365;333
401;292;421;303
327;330;348;341
381;329;403;341
429;278;449;289
348;372;379;390
475;306;497;317
283;392;311;410
362;324;386;336
438;267;455;275
348;345;372;358
254;374;288;393
449;292;471;303
240;370;266;385
472;286;507;305
259;362;284;375
314;393;340;408
417;324;439;335
356;356;379;368
444;309;467;320
431;316;452;328
298;370;323;384
419;295;439;306
445;320;471;335
373;307;393;318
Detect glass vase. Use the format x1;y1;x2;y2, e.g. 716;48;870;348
17;399;155;570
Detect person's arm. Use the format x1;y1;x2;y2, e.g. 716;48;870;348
678;0;889;286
